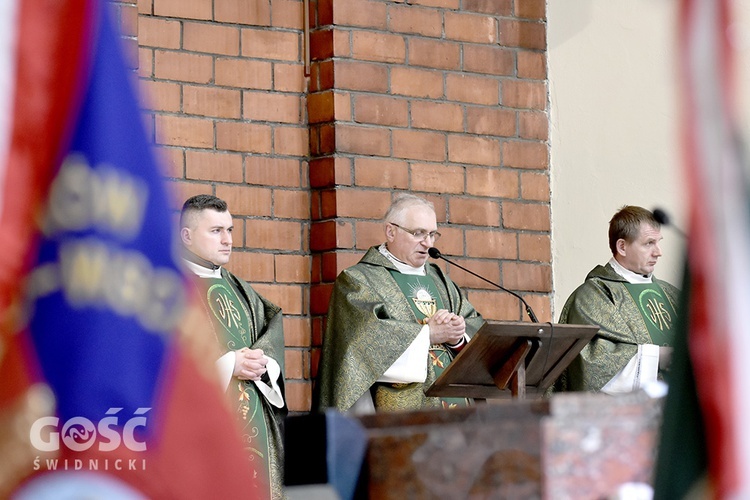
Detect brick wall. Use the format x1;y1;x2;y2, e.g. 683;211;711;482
133;0;550;413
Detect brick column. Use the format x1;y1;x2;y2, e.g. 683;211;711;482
308;0;551;380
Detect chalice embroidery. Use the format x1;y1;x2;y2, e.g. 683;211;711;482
410;284;436;324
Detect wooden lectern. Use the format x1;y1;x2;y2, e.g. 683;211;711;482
426;321;599;399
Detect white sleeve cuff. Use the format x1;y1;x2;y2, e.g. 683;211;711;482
378;325;431;383
216;351;235;391
253;355;285;408
602;344;660;395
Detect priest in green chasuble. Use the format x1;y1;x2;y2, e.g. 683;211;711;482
180;195;287;500
317;194;484;414
555;205;680;394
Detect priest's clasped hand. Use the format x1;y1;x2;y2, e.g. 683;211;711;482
427;310;465;345
233;347;268;381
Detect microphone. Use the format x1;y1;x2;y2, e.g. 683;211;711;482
428;247;539;323
652;207;687;239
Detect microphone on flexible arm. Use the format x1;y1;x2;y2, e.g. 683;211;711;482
428;247;540;323
652;207;687;239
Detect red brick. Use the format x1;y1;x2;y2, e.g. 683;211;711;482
154;0;211;20
464;0;511;15
275;189;311;219
411;101;463;132
449;197;500;226
138;16;180;49
447;258;501;290
503;262;551;292
519;110;548;140
354;220;386;249
466;107;516;137
466;229;517;259
518;51;546;80
308;91;334;124
446;74;499;105
336;189;392;219
519;233;551;263
216;122;273;153
246;219;303;250
225;251;275;282
310;282;333;315
334;92;352;121
336;125;391;156
310;220;354;251
155;146;184;178
411;163;465;194
274;126;309;156
275;254;311;283
138;0;153;15
466;167;518;198
431;226;462;255
316;0;333;26
352;31;406;63
321;252;362;281
500;19;546;50
448;135;500;166
284;316;312;347
333;28;352;57
503;141;548;169
463;45;514;76
154;50;213;83
254;284;304;315
466;290;520;321
184;85;241;119
285;350;305;379
168;181;212;210
408;38;461;70
140;80;180;113
285;380;312;412
155;115;213;148
334;61;389;92
390;67;444;99
444;12;497;43
388;5;442;37
231;220;245;248
216;58;273;89
524;294;551;322
138;48;153;78
247;157;302;187
242;29;300;61
392;129;446;162
274;63;306;92
310;157;353;188
502;201;550;231
215;0;271;25
185;150;244;183
183;22;240;56
354;158;409;189
409;0;459;8
354;95;409;127
244;91;302;124
502;80;547;110
310;28;334;61
272;0;305;29
216;185;273;217
333;0;387;29
516;0;546;20
521;171;549;201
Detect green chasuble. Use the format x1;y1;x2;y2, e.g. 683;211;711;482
555;263;680;392
195;268;287;500
317;246;485;413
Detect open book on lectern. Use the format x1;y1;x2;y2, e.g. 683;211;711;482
426;321;599;399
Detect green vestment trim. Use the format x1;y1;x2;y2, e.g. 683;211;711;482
195;269;288;500
622;282;677;346
386;270;470;409
317;246;484;413
555;263;681;392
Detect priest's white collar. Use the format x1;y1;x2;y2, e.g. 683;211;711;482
609;257;652;284
183;258;222;279
379;243;426;276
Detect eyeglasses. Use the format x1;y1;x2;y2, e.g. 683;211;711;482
390;223;441;242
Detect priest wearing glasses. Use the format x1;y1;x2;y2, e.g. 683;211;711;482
317;193;484;414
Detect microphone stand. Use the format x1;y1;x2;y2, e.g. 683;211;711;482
428;247;539;323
